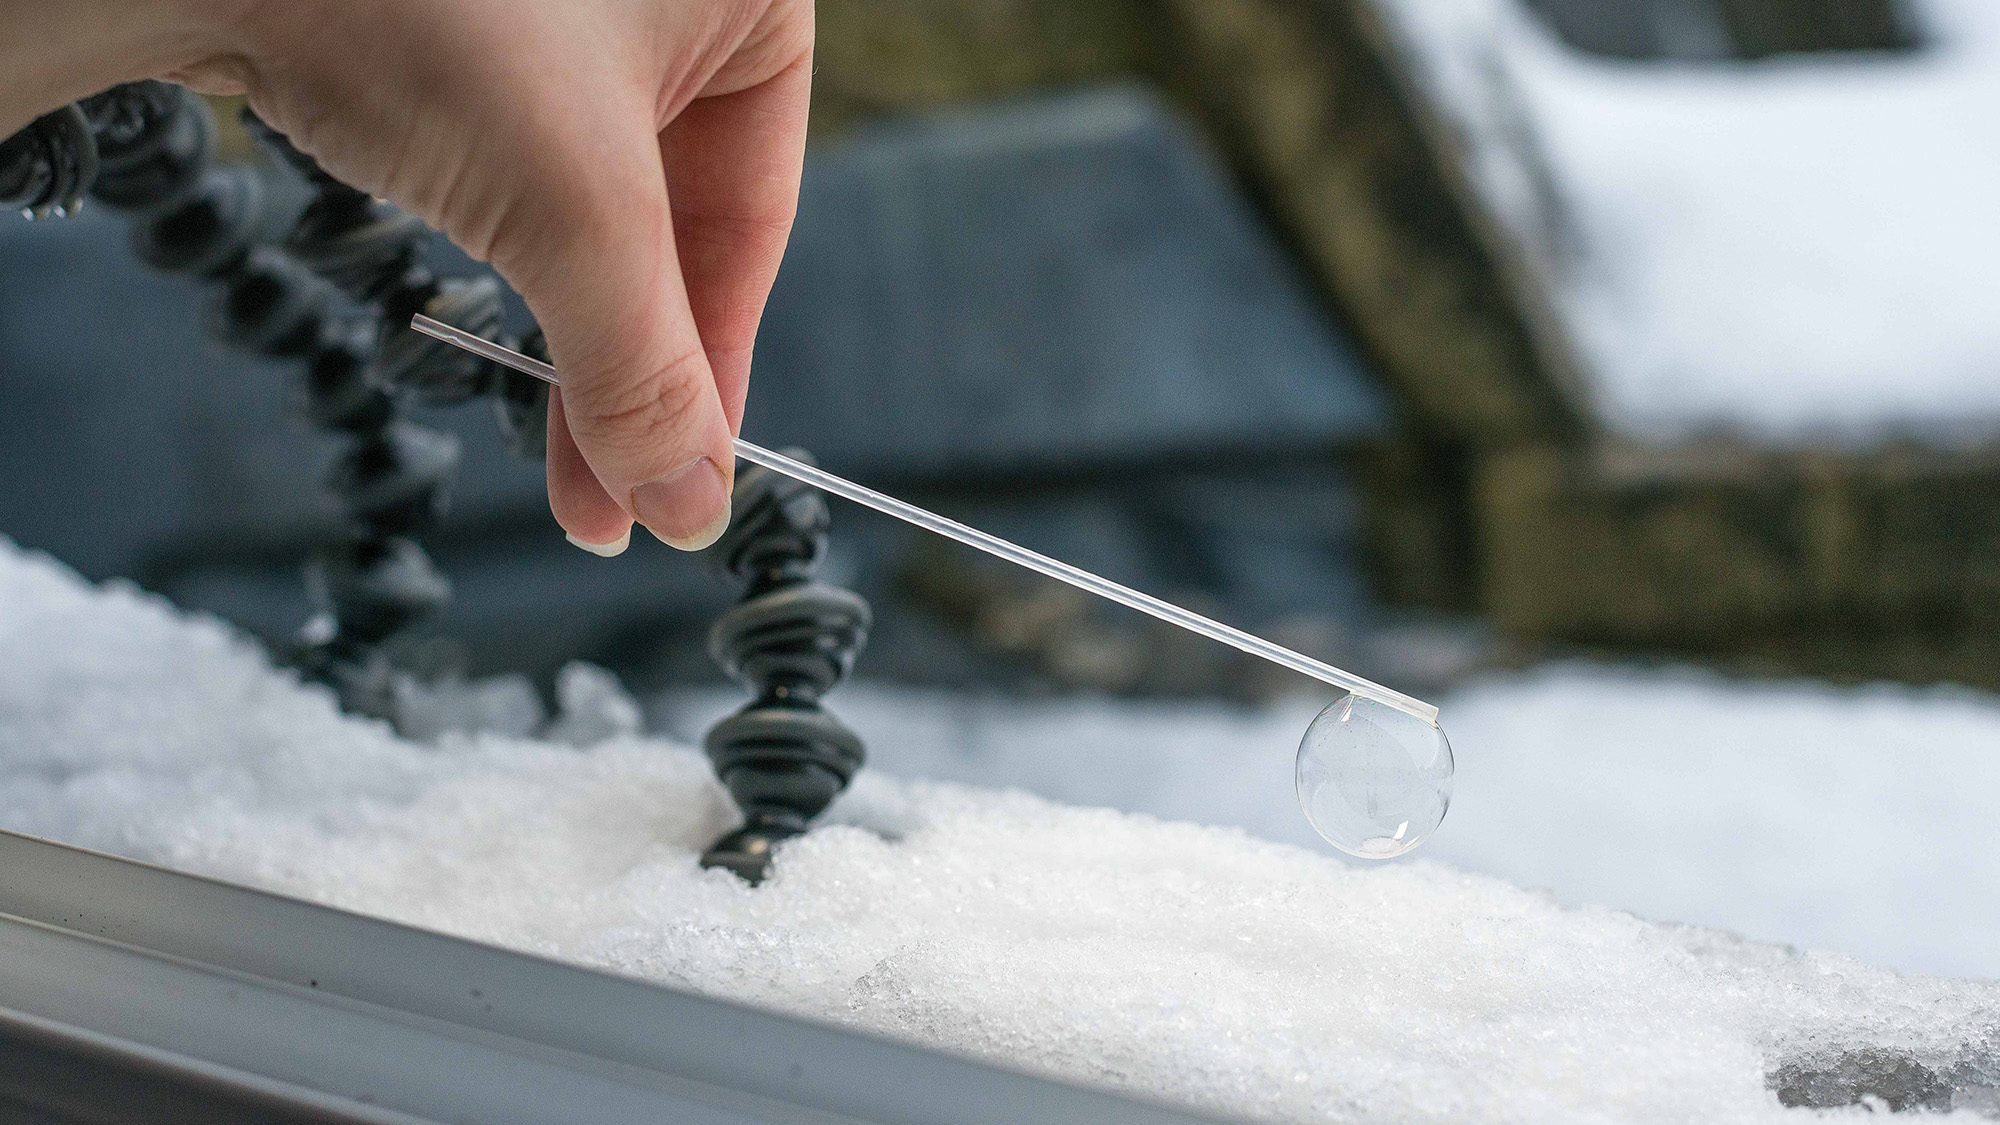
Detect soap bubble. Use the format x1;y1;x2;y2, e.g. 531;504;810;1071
1296;695;1454;859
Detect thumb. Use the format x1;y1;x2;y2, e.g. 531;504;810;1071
498;131;736;552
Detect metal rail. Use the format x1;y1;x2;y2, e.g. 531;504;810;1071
0;828;1231;1125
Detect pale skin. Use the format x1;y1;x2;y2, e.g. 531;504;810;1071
1;0;816;554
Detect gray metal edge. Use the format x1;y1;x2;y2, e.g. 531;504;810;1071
0;828;1236;1125
0;1002;433;1125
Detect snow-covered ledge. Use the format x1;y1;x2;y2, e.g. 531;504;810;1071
2;539;1995;1120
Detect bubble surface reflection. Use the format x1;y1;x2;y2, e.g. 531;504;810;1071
1296;696;1454;859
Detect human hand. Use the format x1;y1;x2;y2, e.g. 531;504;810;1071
51;0;814;554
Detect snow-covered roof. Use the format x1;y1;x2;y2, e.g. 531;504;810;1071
1374;0;2000;442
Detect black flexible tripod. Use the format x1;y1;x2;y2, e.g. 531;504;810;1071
2;84;866;882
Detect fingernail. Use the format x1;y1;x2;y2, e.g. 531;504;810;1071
565;527;630;558
633;456;730;551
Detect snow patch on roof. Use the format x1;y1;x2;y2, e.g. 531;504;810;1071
1375;0;2000;442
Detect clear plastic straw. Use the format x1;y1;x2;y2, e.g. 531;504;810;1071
411;314;1442;726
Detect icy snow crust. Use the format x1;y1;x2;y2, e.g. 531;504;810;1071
1375;0;2000;440
1;542;1995;1123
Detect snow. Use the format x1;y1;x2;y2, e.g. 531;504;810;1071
1372;0;2000;440
715;666;2000;983
3;538;1998;1121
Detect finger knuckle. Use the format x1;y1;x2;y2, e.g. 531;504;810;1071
567;347;709;457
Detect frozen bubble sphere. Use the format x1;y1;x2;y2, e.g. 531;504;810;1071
1296;695;1454;859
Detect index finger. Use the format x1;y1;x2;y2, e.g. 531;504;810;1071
661;47;813;434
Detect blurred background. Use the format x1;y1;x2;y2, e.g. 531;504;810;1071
3;0;1998;979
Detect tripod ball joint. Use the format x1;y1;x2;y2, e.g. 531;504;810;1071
0;86;480;722
701;454;871;884
0;104;95;218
